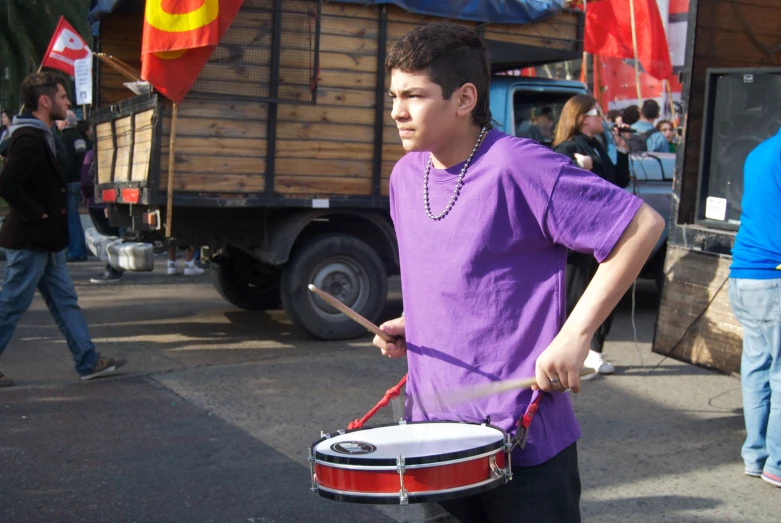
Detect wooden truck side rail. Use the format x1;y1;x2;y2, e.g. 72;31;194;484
94;0;583;210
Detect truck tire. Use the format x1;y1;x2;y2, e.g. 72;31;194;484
280;234;388;340
210;252;281;310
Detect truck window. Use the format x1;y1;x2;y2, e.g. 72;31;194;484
512;91;577;147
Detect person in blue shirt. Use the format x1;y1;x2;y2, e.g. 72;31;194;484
630;100;669;153
728;127;781;488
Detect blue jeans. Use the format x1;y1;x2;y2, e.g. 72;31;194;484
728;277;781;478
0;249;99;376
67;182;88;260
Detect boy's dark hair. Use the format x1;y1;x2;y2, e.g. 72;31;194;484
21;71;67;111
641;99;660;120
385;22;492;129
606;109;621;123
621;105;640;125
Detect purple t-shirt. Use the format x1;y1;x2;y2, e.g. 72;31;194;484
389;130;643;466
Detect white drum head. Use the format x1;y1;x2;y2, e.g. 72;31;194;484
314;422;505;464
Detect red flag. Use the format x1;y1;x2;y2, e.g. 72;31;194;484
42;17;92;76
584;0;673;81
141;0;245;103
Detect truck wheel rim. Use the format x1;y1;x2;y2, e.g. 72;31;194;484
309;257;369;321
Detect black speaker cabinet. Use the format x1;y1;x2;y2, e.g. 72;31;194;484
696;68;781;231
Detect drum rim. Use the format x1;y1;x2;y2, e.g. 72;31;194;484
312;420;507;467
315;474;505;504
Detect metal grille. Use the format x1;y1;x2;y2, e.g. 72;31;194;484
190;1;319;104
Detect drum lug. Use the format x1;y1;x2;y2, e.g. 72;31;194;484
396;455;409;505
308;447;318;494
504;437;514;483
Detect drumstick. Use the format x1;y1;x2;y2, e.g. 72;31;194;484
308;284;394;342
445;368;596;404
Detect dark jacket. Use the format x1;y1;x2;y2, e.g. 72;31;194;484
61;127;87;183
554;133;631;189
0;115;69;251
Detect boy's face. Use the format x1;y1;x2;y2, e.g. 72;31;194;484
389;69;463;153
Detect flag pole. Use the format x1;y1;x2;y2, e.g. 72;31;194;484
581;0;588;85
165;102;179;239
628;0;643;101
665;80;677;122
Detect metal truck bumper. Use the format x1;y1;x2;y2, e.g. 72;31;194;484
85;227;155;272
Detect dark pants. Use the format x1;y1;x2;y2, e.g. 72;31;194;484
566;251;613;354
88;207;123;277
420;443;581;523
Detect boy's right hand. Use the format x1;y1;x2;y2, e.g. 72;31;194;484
373;316;406;358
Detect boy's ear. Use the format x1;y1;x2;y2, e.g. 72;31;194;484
455;83;478;117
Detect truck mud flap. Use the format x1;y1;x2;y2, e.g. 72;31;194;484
85;227;155;272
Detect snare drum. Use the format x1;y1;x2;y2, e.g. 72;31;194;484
309;421;511;505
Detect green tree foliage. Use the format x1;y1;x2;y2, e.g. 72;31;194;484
0;0;90;109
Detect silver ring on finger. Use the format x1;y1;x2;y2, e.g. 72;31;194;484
549;376;561;385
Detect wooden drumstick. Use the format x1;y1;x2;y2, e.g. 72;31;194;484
308;284;394;342
445;368;596;403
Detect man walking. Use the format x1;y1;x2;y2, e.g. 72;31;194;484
0;72;126;387
728;127;781;488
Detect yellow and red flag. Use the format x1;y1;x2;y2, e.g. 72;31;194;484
141;0;244;103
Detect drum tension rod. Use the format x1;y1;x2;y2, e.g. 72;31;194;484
308;447;318;494
396;455;409;505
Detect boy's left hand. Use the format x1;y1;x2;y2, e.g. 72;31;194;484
534;330;591;393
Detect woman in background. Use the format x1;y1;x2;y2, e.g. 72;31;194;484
553;94;631;379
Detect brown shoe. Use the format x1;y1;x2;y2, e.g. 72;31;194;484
80;356;127;381
0;372;15;388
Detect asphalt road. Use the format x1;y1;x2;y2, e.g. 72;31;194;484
0;258;777;522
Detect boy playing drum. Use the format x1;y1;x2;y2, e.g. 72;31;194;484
373;23;664;522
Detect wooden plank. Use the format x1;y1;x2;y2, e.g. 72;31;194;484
276;105;375;126
320;34;377;55
380;178;390;197
160;154;266;175
314;51;377;73
161;117;267;139
652;245;742;375
381;161;396;179
161;137;267;158
703;0;781;37
383;126;403;144
383;144;406;162
113;116;133;182
195;63;375;91
159;173;265;193
172;99;268;121
314;87;377;107
96;122;115;185
197;62;271;84
275;158;372;178
276;122;375;143
276;140;373;160
210;45;270;67
318;69;376;89
322;2;381;20
320;14;379;39
275;176;372;195
131;110;155;183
